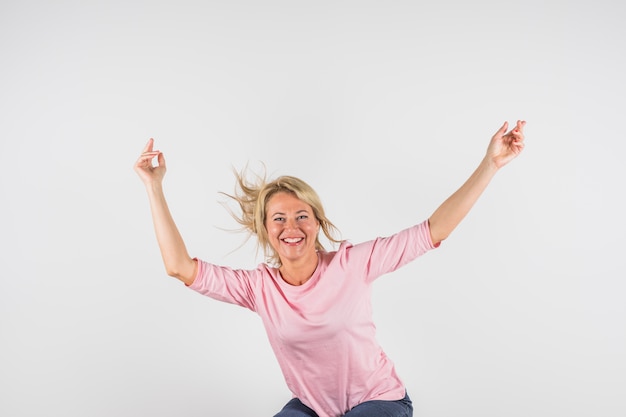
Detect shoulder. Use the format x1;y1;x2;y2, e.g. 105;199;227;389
192;259;270;285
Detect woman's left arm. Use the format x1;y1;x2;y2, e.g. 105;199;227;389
428;120;526;246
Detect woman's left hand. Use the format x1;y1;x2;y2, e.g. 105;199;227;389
486;120;526;169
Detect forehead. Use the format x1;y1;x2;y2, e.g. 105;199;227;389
266;191;312;213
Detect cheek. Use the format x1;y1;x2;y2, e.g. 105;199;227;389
266;224;282;240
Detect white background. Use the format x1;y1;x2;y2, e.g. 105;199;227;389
1;1;625;416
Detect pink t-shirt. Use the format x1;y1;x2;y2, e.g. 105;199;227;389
189;220;438;417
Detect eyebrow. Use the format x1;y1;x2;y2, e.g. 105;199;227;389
270;209;310;217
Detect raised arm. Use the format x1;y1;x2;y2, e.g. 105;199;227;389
428;120;526;246
134;138;197;285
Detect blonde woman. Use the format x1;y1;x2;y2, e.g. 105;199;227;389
134;120;526;417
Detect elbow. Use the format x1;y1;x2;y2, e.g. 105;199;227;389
165;266;182;279
427;218;448;247
164;259;197;285
430;234;446;248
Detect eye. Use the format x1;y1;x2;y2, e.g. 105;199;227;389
273;216;285;222
297;214;309;220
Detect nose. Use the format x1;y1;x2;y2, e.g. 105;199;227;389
285;217;298;230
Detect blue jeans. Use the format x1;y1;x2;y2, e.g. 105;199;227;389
273;392;413;417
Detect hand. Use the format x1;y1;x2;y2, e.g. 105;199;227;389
134;138;166;185
486;120;526;169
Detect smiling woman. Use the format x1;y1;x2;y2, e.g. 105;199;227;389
133;119;526;417
264;192;321;285
220;172;341;270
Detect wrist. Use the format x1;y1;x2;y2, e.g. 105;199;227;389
145;180;164;194
480;156;500;175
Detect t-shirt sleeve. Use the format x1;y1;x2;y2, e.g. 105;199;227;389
345;219;439;283
187;259;258;312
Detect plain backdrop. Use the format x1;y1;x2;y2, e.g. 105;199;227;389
1;1;625;416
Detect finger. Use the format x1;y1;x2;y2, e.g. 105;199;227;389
141;138;154;153
136;153;158;164
512;133;525;147
157;151;166;168
506;120;523;138
512;122;525;138
135;151;159;165
494;121;508;137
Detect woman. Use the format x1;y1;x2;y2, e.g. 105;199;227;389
134;120;526;417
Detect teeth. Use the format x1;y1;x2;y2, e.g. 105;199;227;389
283;238;302;243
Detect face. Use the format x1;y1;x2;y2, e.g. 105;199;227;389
265;191;320;265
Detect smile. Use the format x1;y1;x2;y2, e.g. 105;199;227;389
282;237;304;244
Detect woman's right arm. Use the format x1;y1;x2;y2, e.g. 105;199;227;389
134;139;197;285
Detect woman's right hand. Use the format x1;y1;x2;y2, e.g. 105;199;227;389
134;138;166;186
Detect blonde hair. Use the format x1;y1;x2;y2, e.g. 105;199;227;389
220;166;341;266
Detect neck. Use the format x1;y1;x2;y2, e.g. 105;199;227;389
279;252;319;286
